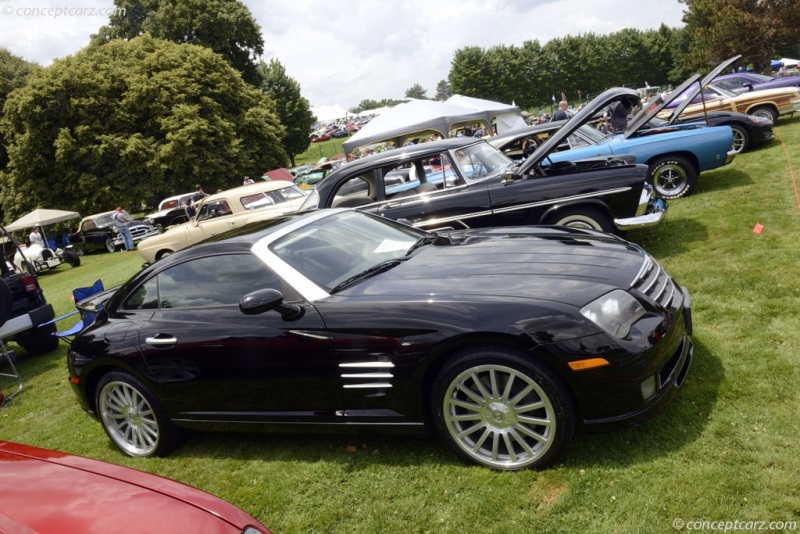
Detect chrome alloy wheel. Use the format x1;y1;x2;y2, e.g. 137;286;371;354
442;364;556;470
98;380;160;457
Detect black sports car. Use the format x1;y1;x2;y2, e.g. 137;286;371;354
67;209;693;470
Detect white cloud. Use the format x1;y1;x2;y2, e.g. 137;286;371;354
0;0;686;114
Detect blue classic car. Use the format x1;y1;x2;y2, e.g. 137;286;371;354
491;69;737;200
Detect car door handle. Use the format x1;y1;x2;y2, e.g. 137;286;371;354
145;336;178;347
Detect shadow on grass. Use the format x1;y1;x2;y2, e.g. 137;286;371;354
626;216;709;259
693;168;754;196
169;430;459;470
142;338;722;473
564;337;723;469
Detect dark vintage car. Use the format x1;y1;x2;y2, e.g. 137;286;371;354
143;206;191;230
67;209;693;471
300;89;667;235
68;210;160;253
0;440;271;533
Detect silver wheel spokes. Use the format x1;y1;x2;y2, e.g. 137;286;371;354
99;381;159;457
655;165;686;195
732;131;745;153
444;365;555;469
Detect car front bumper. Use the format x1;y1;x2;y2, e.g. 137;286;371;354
615;184;667;230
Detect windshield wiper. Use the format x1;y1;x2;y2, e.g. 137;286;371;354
406;235;437;256
331;257;409;293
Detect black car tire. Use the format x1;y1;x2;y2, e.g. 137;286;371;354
63;248;81;267
155;250;173;261
750;106;778;123
432;345;575;471
730;124;750;154
549;207;614;233
105;238;116;253
96;371;183;458
648;155;697;199
15;323;59;356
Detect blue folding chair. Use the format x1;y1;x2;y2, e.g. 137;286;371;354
42;279;105;342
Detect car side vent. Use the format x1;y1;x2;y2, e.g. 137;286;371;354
631;256;678;310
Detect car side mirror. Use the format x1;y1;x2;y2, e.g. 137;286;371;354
500;168;524;182
240;288;303;320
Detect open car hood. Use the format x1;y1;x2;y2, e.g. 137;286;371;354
638;55;742;128
517;87;640;174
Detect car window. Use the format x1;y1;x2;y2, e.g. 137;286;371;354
122;254;284;310
715;77;743;91
196;200;232;221
330;173;377;208
452;142;512;182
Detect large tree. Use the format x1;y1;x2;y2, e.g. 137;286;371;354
93;0;264;86
257;59;315;167
0;49;40;172
0;36;287;219
679;0;800;73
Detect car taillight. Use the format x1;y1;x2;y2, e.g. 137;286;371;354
20;273;39;293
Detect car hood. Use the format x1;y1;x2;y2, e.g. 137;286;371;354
652;55;742;124
0;441;265;533
340;226;646;307
518;87;642;174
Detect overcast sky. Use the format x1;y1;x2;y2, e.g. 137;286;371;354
0;0;686;119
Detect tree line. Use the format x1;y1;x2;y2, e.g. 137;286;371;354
1;0;798;220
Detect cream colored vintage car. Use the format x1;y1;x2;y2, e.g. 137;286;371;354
137;180;308;264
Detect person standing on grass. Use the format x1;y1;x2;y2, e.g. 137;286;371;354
113;207;135;251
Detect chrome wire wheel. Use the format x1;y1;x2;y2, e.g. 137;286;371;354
98;379;160;457
441;364;557;470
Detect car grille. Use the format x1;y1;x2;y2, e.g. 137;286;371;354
630;255;679;311
130;225;158;240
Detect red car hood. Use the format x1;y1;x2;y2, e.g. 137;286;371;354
0;441;269;534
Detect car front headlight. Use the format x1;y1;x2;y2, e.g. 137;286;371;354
580;289;645;338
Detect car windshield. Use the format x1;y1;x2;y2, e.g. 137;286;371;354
706;84;737;98
451;141;512;182
576;124;609;142
242;185;306;210
269;211;427;292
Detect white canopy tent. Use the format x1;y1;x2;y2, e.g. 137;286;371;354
445;95;527;133
5;208;81;232
343;98;524;155
5;208;81;249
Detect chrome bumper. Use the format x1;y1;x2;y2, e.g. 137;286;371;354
615;184;667;230
724;149;737;165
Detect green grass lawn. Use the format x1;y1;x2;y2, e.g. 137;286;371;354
3;117;800;533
